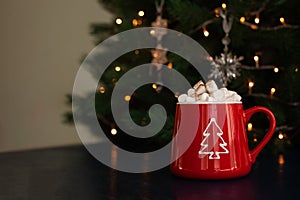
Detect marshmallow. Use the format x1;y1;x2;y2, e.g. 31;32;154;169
186;96;196;102
208;96;216;102
195;85;206;95
178;94;187;103
198;93;209;101
226;90;237;98
211;89;226;101
225;96;234;101
205;80;218;93
187;88;196;97
193;80;205;90
233;94;242;101
177;79;242;103
220;88;228;95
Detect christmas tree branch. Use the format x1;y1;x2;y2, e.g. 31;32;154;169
245;93;300;106
190;18;218;34
247;0;269;16
239;20;300;31
240;65;275;70
275;125;295;132
191;14;299;36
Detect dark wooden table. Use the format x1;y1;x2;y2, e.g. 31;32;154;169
0;145;299;200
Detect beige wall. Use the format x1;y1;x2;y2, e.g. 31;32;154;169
0;0;112;152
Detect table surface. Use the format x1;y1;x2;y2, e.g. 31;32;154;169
0;145;299;200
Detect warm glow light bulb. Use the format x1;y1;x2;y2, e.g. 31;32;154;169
168;62;173;69
99;86;105;93
254;16;260;24
248;81;254;88
278;132;284;140
278;154;285;165
214;8;220;17
270;88;276;95
247;123;253;131
115;66;121;72
152;83;157;89
150;29;155;35
111;128;117;135
138;10;145;17
115;18;123;25
124;95;131;101
250;25;258;30
203;29;209;37
295;67;299;73
240;17;246;23
280;17;285;24
254;55;259;62
274;67;279;73
222;3;226;9
132;19;138;26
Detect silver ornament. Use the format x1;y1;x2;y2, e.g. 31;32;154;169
208;53;243;86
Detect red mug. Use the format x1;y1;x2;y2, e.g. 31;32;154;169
170;102;276;179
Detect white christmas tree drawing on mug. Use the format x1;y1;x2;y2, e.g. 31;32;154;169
198;118;229;159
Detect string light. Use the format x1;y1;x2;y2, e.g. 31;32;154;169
214;8;220;17
153;52;158;58
254;55;259;68
295;67;299;73
250;24;258;30
248;81;254;88
274;67;279;73
278;132;284;139
203;29;209;37
248;81;254;94
137;19;142;25
152;83;157;89
221;3;226;10
168;62;173;69
124;95;131;101
111;128;117;135
278;154;285;165
280;17;285;24
132;19;138;26
247;123;253;131
99;86;105;93
138;10;145;17
253;138;257;142
115;66;121;72
207;56;213;62
240;17;246;23
270;88;276;96
135;50;140;55
115;18;123;25
150;29;155;35
174;92;179;98
254;16;260;24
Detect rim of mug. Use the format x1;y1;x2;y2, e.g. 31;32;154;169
177;101;242;104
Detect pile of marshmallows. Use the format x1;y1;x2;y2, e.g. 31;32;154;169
178;80;242;103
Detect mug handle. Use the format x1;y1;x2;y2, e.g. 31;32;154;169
244;106;276;163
